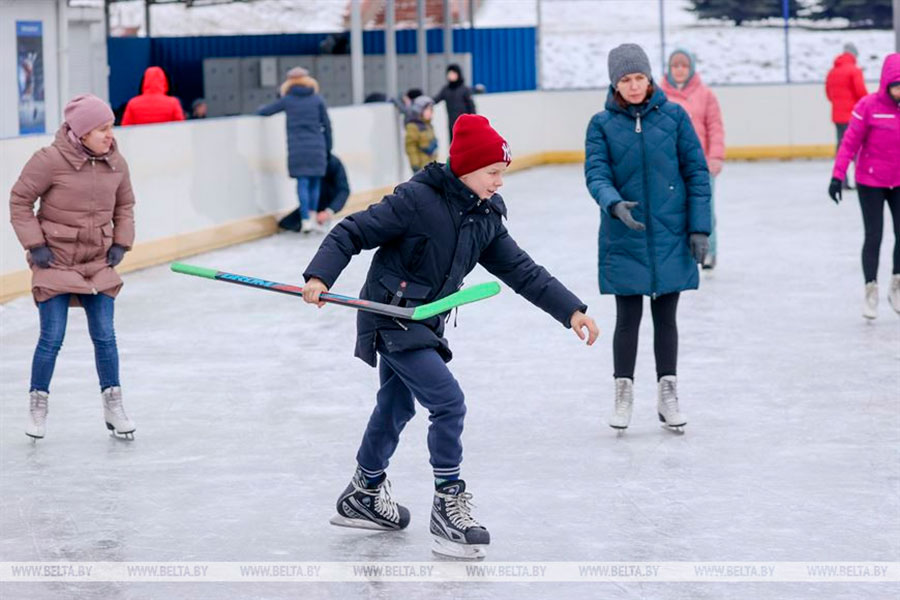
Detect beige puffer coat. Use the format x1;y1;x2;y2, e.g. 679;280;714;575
9;125;136;303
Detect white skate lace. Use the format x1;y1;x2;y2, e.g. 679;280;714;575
104;390;129;421
353;477;400;523
614;381;632;415
660;380;679;414
30;394;48;424
373;479;400;522
440;491;481;530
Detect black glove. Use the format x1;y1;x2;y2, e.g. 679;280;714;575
29;245;54;269
611;201;646;231
107;244;127;267
689;233;709;264
828;177;842;204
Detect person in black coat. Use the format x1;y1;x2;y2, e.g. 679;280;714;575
433;64;477;140
301;115;598;559
277;153;350;232
258;67;332;233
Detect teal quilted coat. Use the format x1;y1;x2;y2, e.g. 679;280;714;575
585;85;711;297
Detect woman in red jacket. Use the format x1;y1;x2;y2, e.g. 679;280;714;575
121;66;185;126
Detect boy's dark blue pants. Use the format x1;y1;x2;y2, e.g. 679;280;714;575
356;346;465;480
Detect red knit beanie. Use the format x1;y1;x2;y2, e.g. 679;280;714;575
449;115;511;177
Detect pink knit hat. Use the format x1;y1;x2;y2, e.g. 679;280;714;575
64;94;115;137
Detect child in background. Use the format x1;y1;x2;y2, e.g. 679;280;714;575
404;95;438;173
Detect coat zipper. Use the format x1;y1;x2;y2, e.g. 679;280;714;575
636;110;658;298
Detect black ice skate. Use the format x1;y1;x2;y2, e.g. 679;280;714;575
330;470;410;531
430;480;490;559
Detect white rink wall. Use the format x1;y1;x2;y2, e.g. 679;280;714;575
0;83;866;292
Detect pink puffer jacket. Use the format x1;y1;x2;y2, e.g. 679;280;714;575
660;73;725;165
833;53;900;188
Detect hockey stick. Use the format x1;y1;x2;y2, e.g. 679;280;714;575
171;262;500;321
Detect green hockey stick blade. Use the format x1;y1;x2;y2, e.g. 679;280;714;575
410;282;501;320
171;262;219;279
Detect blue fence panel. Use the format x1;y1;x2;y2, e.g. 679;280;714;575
108;27;536;110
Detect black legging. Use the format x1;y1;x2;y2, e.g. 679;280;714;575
613;293;679;380
858;184;900;283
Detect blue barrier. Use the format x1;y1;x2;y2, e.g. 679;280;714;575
108;27;536;112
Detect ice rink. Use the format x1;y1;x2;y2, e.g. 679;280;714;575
1;161;898;599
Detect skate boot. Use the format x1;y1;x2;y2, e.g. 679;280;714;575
888;275;900;316
863;281;878;320
330;469;410;531
657;376;687;431
300;219;314;234
430;480;490;559
608;377;634;430
102;386;135;438
702;253;716;271
26;390;49;440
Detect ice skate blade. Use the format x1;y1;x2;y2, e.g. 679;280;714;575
26;432;43;441
106;422;135;439
329;514;400;531
431;535;487;560
658;413;686;433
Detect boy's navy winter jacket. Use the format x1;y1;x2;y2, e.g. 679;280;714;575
303;162;587;366
584;85;711;297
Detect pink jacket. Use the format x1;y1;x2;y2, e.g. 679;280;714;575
660;73;725;164
833;53;900;188
9;125;136;303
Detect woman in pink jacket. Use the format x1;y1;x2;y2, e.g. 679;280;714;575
9;94;137;440
661;49;725;270
829;53;900;319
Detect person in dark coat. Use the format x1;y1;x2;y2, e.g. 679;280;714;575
301;115;598;559
277;153;350;232
584;43;710;433
258;67;332;233
433;64;476;140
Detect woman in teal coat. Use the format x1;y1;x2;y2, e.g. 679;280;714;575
584;43;711;432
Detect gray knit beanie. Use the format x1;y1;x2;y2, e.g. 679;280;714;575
608;43;653;85
410;95;434;117
843;42;858;57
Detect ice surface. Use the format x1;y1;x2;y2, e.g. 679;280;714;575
1;162;898;599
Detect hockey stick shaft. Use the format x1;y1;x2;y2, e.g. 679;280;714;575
171;263;500;321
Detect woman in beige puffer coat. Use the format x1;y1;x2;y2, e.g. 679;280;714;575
9;94;137;440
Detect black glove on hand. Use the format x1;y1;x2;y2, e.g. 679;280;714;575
612;201;646;231
29;245;54;269
107;244;127;267
828;177;842;204
689;233;709;264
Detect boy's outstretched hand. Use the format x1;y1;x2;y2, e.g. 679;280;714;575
302;277;329;307
570;311;599;346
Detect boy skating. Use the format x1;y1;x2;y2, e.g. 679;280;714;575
302;115;599;559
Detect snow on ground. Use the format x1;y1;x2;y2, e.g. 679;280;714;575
103;0;893;86
1;161;898;599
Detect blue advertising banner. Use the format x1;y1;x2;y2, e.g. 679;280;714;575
16;20;45;134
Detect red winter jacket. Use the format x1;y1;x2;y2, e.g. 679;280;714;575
825;53;867;124
121;67;185;126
